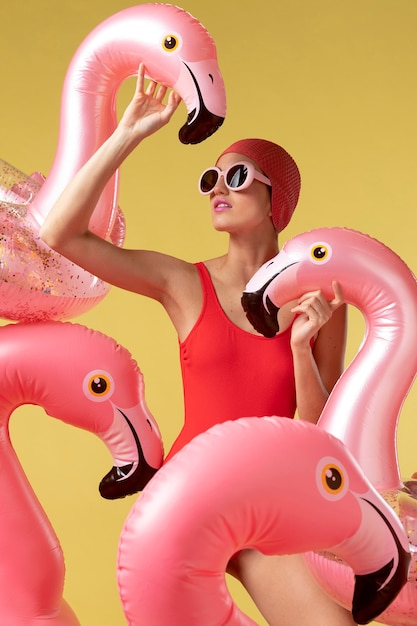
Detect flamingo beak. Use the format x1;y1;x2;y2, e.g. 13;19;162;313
241;257;298;336
179;106;224;144
174;61;226;144
350;498;410;624
241;279;280;338
98;408;160;500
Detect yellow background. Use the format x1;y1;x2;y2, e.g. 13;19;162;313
1;1;416;624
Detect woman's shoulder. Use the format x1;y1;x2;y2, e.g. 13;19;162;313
200;255;226;272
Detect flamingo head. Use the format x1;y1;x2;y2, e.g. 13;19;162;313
241;227;417;337
3;321;165;498
94;4;226;144
139;5;226;144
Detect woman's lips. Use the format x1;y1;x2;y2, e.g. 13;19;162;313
213;199;232;212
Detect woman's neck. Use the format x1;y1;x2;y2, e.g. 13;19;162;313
228;231;278;271
205;238;278;289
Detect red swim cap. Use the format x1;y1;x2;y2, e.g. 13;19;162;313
218;139;301;232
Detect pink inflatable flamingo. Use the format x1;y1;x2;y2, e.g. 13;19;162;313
0;320;163;624
117;416;409;625
0;3;226;322
242;227;417;624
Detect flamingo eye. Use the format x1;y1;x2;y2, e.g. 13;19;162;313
162;34;180;52
83;370;114;403
310;243;332;264
316;457;348;501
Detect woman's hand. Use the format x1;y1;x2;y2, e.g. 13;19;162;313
290;281;344;350
118;63;182;143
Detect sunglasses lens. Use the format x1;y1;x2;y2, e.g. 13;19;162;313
226;164;249;189
200;169;219;193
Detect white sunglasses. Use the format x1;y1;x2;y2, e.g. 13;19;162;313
198;161;271;195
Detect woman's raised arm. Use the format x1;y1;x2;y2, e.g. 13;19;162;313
40;64;184;300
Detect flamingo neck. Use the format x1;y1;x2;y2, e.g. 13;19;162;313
319;270;417;491
29;11;148;238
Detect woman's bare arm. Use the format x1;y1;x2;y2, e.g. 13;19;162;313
40;64;183;301
290;282;347;423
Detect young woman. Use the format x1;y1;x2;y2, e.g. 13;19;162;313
41;63;353;625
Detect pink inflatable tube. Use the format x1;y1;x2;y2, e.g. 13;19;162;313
0;4;225;322
242;227;417;624
0;321;163;624
118;417;409;625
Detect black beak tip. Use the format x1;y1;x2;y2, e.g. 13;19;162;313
179;112;225;145
352;546;410;624
241;291;280;338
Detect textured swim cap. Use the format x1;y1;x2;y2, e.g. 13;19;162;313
218;138;301;232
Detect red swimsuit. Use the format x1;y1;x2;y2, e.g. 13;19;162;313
166;262;296;461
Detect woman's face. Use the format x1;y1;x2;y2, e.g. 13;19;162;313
208;152;273;235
